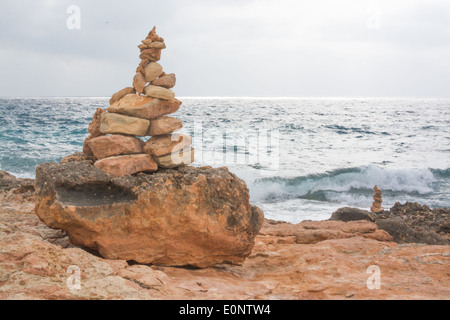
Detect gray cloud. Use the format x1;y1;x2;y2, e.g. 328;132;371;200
1;0;449;97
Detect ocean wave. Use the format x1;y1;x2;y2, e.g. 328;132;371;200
250;165;447;202
431;168;450;178
323;125;380;135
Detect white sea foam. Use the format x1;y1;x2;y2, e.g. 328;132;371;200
249;165;439;202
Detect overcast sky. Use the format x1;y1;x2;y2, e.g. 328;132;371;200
1;0;450;97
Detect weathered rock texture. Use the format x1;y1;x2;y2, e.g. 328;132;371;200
144;134;192;157
1;180;449;300
109;87;136;105
107;94;181;120
100;112;150;137
153;148;195;169
143;85;175;100
389;202;450;239
34;162;264;268
330;205;450;245
87;108;105;138
132;72;147;94
152;73;176;89
61;152;94;164
94;154;158;177
0;171;35;204
148;116;183;136
88;135;144;160
83;108;107;157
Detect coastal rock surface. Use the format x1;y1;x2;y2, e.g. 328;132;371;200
330;206;450;245
87;108;105;138
61;152;95;164
1;179;449;299
389;202;450;240
34;162;264;268
0;171;34;204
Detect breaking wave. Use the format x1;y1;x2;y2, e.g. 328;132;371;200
250;165;448;203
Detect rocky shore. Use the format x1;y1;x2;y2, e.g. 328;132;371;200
1;170;449;300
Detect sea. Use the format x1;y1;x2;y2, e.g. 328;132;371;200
1;97;449;223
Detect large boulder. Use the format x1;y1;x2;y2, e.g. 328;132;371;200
34;161;264;268
389;202;450;238
329;207;375;222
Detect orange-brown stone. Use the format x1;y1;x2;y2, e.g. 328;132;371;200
87;108;105;138
146;26;164;42
147;116;183;136
139;48;162;62
82;135;95;157
144;134;192;157
132;72;147;94
100;112;150;137
94;154;157;177
152;73;176;89
107;94;181;120
109;87;136;105
88;135;144;160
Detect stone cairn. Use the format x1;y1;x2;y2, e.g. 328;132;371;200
82;27;194;177
370;185;384;213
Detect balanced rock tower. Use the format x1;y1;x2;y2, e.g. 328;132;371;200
83;27;194;177
370;185;384;213
35;27;264;268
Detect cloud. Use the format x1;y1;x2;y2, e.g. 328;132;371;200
0;0;449;97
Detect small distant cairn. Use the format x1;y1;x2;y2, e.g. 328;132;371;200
370;185;384;213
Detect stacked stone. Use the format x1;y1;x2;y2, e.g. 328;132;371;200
370;185;384;213
83;27;194;177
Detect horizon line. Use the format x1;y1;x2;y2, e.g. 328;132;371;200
1;95;450;100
